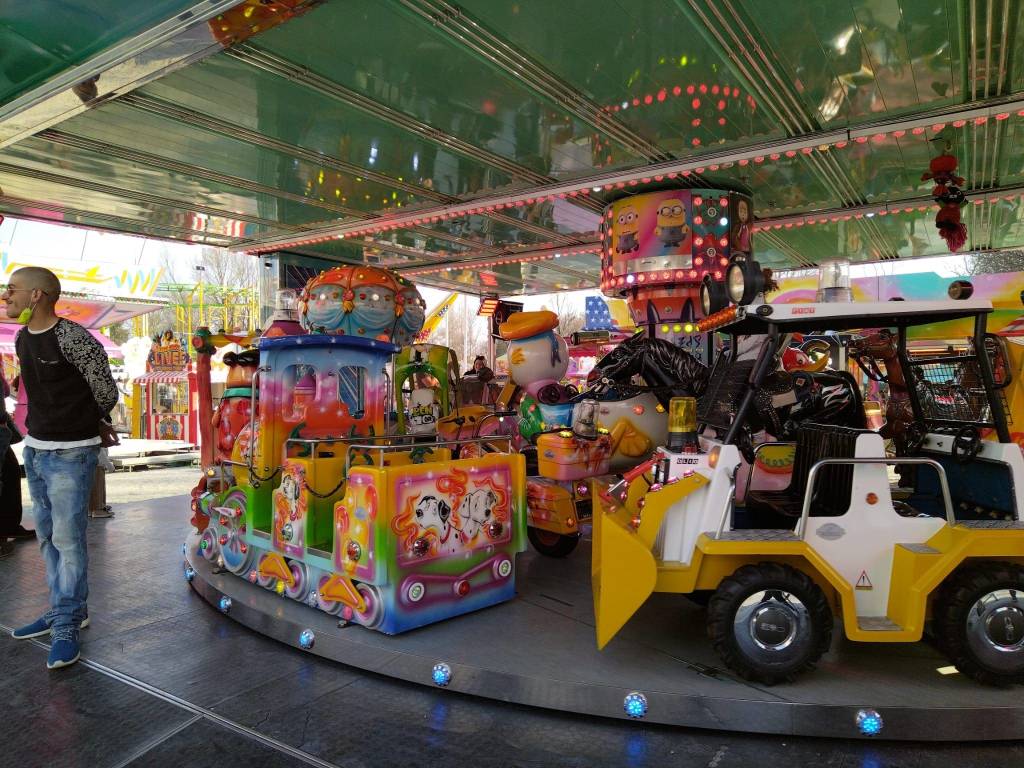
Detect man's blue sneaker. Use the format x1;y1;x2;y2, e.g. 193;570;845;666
11;617;50;639
11;616;90;639
47;627;80;669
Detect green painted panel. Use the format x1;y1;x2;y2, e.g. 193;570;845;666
1012;4;1024;93
985;198;1024;249
707;157;843;219
60;103;413;221
989;119;1024;184
302;233;472;266
254;0;642;176
414;214;558;250
753;202;1019;269
458;0;786;156
829;132;934;202
0;1;199;105
141;54;518;199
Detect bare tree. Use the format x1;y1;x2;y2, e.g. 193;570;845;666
440;303;489;372
542;292;586;337
153;248;260;336
947;250;1024;277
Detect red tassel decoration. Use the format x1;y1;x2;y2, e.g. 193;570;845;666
925;146;968;252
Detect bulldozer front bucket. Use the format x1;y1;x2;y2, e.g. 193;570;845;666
592;472;708;649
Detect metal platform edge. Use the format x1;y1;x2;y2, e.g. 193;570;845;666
183;538;1024;742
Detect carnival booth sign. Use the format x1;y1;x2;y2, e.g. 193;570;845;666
132;331;198;443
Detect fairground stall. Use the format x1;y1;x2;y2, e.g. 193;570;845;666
130;332;199;443
6;1;1024;754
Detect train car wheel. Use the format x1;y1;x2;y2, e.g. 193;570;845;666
219;491;251;574
199;528;219;561
284;561;310;602
354;583;384;630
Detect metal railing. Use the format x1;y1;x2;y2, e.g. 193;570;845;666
796;457;954;538
343;435;513;477
472;410;517;438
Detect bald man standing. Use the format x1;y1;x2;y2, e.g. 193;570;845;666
2;267;117;669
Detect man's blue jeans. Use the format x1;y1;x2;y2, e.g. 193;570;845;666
23;445;99;630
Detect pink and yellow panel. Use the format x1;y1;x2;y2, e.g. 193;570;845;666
334;453;527;634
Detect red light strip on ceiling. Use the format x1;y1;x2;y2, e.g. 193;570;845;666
594;81;757;151
241;97;1024;254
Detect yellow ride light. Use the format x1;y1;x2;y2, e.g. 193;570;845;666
666;396;697;452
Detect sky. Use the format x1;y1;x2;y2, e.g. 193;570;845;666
0;216;207;281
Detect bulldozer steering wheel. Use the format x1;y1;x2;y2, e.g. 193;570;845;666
952;425;982;464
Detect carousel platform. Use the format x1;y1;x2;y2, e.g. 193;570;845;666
185;527;1024;744
1;496;1022;768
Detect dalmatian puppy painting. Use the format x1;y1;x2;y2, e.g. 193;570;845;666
414;495;460;553
459;488;498;543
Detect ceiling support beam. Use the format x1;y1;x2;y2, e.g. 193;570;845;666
244;92;1024;252
0;194;244;247
0;160;301;235
381;181;1024;280
0;0;320;148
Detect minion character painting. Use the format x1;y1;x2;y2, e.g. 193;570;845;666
189;264;527;636
654;198;689;248
615;206;641;254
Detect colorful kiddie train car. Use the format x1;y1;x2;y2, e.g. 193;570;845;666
193;265;526;634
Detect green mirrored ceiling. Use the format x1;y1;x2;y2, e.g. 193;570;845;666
414;214;560;251
56;102;415;220
499;200;602;240
0;1;201;105
254;0;644;177
140;54;518;200
732;0;963;127
0;134;325;228
1;0;1024;296
0;169;258;240
458;0;787;156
